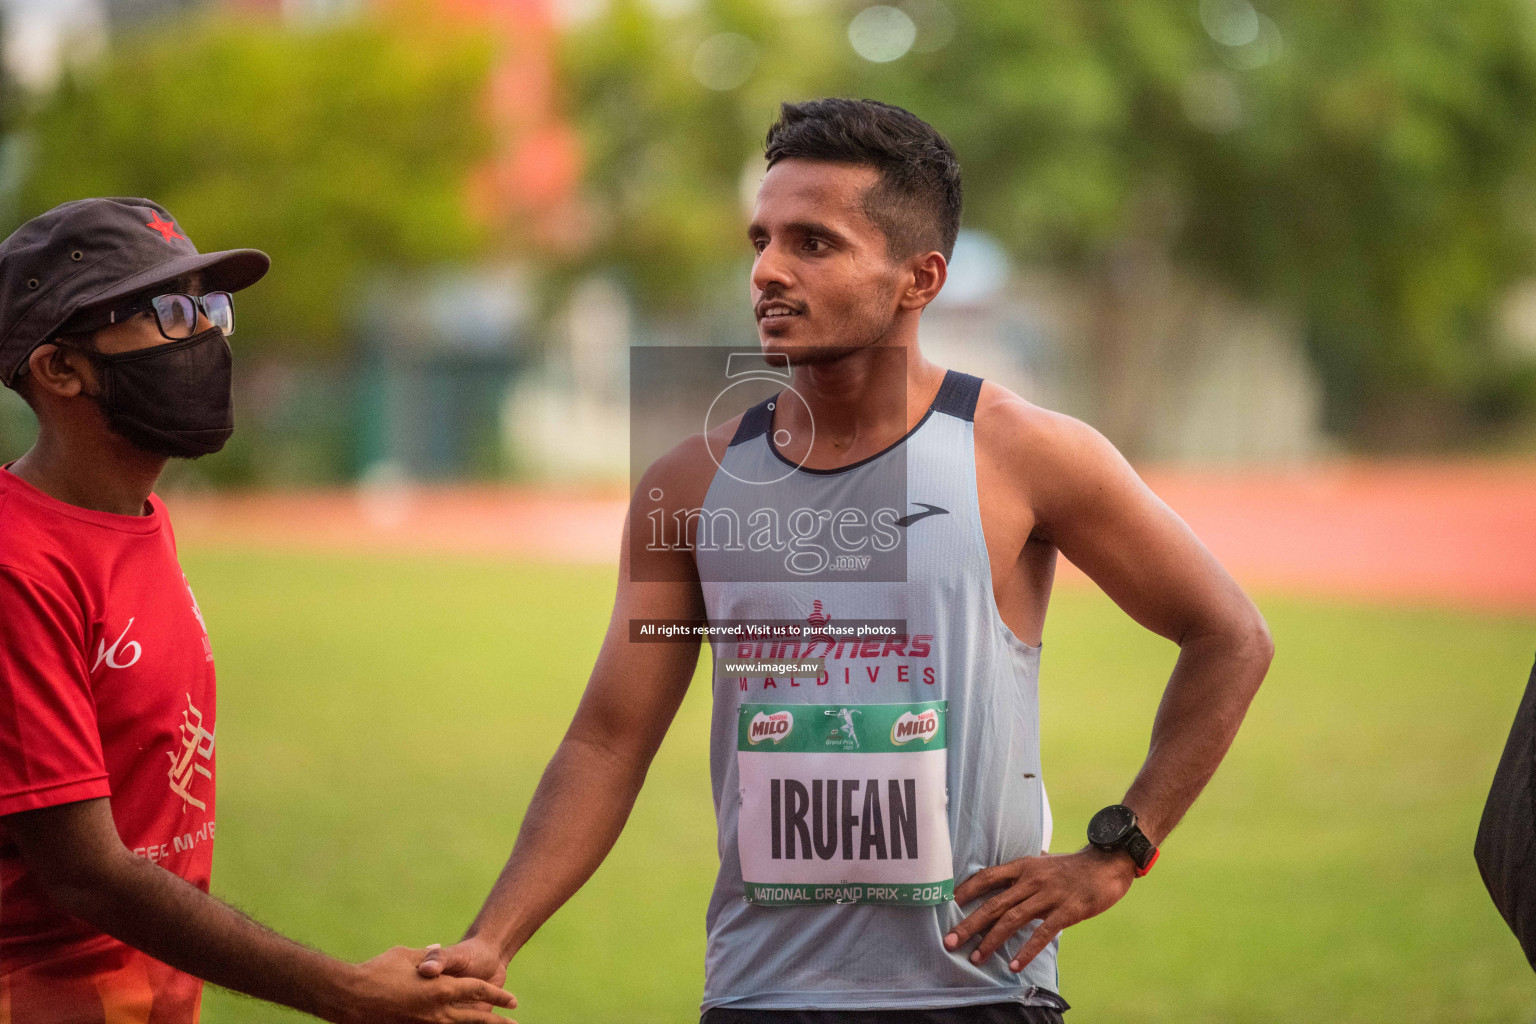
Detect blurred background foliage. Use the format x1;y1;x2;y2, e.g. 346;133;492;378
14;3;497;356
2;0;1536;474
561;0;1536;444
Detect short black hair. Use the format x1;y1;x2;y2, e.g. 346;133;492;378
764;98;962;261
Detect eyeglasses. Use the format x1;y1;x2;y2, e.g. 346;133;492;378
106;291;236;340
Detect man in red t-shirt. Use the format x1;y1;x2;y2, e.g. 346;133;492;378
0;198;515;1023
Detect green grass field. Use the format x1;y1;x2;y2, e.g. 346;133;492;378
184;548;1536;1023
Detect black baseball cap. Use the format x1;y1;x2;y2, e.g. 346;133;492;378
0;197;270;387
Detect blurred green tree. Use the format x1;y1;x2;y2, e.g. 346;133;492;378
0;5;37;460
11;6;497;358
561;0;1536;447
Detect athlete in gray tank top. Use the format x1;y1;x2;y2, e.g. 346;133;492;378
697;371;1060;1011
420;99;1274;1024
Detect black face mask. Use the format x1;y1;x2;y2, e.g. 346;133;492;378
80;326;235;459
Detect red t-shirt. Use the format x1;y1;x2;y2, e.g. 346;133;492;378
0;467;215;1022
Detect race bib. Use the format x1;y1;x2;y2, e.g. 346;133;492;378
737;701;953;906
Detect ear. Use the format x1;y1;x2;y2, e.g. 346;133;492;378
26;342;93;399
898;251;948;311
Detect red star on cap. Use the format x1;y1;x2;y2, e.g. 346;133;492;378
145;212;184;242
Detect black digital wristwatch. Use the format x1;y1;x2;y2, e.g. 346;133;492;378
1087;804;1159;877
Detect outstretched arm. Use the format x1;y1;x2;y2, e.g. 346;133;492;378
421;453;712;986
945;402;1274;972
4;798;515;1024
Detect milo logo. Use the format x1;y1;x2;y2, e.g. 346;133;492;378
890;709;939;745
749;710;794;745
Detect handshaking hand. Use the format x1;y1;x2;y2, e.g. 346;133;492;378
337;945;515;1024
417;936;507;987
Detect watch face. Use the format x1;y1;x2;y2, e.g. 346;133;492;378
1088;804;1135;847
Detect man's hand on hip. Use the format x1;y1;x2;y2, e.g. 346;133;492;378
944;848;1135;972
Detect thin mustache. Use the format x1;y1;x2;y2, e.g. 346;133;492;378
755;296;806;319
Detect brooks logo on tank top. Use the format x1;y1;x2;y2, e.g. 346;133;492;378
696;370;1061;1013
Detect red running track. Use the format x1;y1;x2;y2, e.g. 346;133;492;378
1131;463;1536;613
167;462;1536;614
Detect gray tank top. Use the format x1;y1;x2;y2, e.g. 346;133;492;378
695;370;1061;1012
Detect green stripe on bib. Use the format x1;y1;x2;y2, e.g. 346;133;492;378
738;700;947;754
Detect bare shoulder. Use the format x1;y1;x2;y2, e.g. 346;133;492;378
627;412;745;569
972;379;1261;647
972;380;1124;488
633;413;741;513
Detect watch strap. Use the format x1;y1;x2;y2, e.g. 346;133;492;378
1124;827;1158;876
